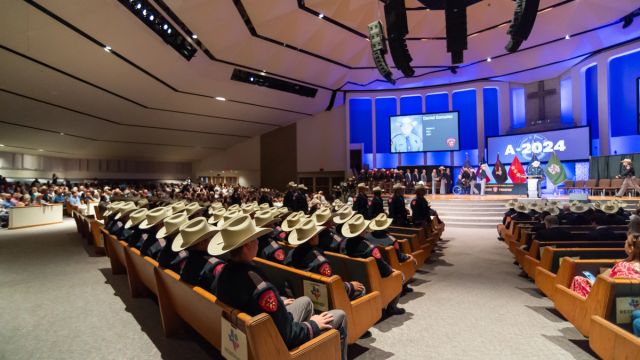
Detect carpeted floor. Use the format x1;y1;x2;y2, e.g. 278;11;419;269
0;220;597;360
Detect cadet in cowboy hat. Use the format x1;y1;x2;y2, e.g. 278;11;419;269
207;207;226;226
285;217;366;301
388;183;408;227
218;209;243;227
283;181;296;211
294;184;309;214
121;208;148;245
341;214;405;316
615;158;640;196
170;200;187;214
369;186;384;220
253;208;287;263
281;211;307;232
155;212;190;267
170;217;224;288
352;183;369;219
410;182;431;228
598;201;628;226
209;214;348;357
107;202;138;238
366;214;417;294
131;206;173;251
208;202;224;215
184;202;204;219
566;202;591;225
313;207;345;253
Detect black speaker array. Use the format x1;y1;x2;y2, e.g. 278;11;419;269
368;20;396;84
384;0;415;77
505;0;541;53
445;0;468;65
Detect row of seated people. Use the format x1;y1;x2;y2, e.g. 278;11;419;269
499;201;640;358
99;196;434;359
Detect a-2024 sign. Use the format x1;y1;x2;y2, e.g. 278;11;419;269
503;134;566;162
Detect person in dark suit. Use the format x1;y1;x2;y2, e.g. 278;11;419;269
258;188;273;207
294;184;309;214
283;182;296;210
369;186;385;219
404;170;412;190
388;183;408;226
410;183;431;228
566;202;592;225
352;183;369;218
534;215;572;243
411;169;419;185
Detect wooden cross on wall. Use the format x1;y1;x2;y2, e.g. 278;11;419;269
527;81;556;121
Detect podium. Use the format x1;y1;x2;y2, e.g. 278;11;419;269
527;175;543;198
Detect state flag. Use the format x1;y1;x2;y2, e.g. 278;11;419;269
544;152;568;185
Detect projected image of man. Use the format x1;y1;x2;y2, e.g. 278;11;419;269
391;117;422;152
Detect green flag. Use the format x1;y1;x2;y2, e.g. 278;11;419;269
544;152;567;185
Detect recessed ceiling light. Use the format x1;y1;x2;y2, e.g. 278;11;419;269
318;13;324;19
564;34;570;40
0;144;4;147
260;70;266;75
59;132;64;135
149;15;154;21
163;24;168;30
38;149;44;152
104;46;111;52
192;34;198;39
167;29;171;34
215;96;226;101
487;57;492;62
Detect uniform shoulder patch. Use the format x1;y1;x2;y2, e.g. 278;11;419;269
410;200;416;206
213;263;225;277
319;262;333;277
274;249;285;261
371;247;382;259
393;241;400;250
258;290;278;313
278;232;287;239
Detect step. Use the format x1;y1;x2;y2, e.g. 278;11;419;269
440;221;497;229
436;211;505;217
438;216;503;224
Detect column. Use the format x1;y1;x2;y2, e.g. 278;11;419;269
596;57;610;156
476;86;485;162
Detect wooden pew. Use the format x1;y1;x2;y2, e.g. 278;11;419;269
104;231;128;275
554;274;640;337
252;257;382;344
376;244;417;283
589;315;640;360
389;232;429;265
533;248;627;298
322;251;403;310
124;247;160;297
89;219;105;253
538;257;619;302
154;267;341;359
520;241;625;279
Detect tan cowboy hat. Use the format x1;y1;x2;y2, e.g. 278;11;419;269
124;208;149;229
289;218;326;245
601;201;620;215
357;183;367;189
336;204;352;214
172;217;218;252
570;202;589;214
287;181;296;187
208;202;224;214
207;207;226;225
227;204;241;212
259;203;270;210
438;166;445;170
157;211;189;239
505;200;517;209
514;203;529;213
621;158;632;164
253;208;278;227
527;202;543;212
281;211;306;232
103;201;124;217
547;200;559;208
369;213;392;231
592;201;603;211
544;206;560;216
312;207;332;225
276;206;290;216
393;183;405;190
333;207;355;224
415;183;426;191
241;202;259;215
297;184;308;190
115;202;137;220
341;214;371;238
170;200;187;214
310;198;321;207
372;186;382;192
184;202;203;216
208;214;272;256
139;206;173;229
218;209;243;227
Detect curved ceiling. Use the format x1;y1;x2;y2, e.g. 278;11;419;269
0;0;639;161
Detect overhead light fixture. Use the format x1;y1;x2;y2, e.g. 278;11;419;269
318;13;324;19
564;34;570;40
118;0;197;61
215;96;226;101
104;46;112;52
445;0;468;65
0;144;4;147
59;132;64;135
487;57;492;62
192;34;198;39
38;149;44;152
231;68;319;97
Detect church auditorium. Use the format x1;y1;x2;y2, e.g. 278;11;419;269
3;0;640;359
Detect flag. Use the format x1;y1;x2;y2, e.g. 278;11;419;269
492;154;508;184
544;152;567;185
477;157;490;182
508;155;527;183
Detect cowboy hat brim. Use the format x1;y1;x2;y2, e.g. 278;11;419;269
288;225;326;246
342;220;371;238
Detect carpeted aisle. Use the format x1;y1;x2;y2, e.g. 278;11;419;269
0;221;596;359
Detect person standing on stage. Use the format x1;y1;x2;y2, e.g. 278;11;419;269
443;168;452;194
412;169;419;185
431;169;439;196
616;158;640;197
526;154;545;198
420;169;428;184
459;167;471;194
438;167;446;194
469;166;480;195
404;170;412;191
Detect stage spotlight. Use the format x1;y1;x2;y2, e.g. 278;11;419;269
445;0;468;65
368;20;396;84
384;0;415;77
505;0;541;53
